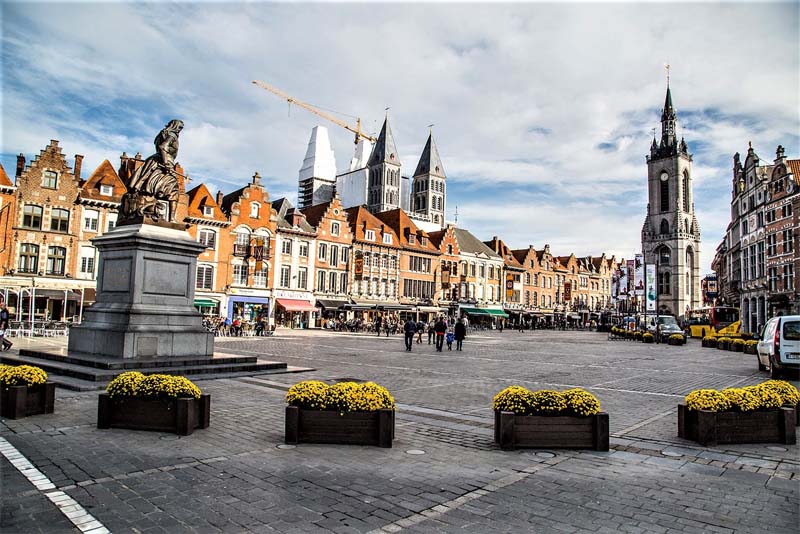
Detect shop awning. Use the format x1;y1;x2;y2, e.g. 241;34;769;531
413;306;447;313
31;289;82;301
484;309;509;318
193;298;219;307
461;307;491;316
276;298;317;312
316;299;351;309
375;303;412;311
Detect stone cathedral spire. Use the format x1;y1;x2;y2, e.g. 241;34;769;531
366;116;401;214
411;131;446;228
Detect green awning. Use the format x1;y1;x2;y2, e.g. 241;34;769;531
193;298;219;307
461;307;491;316
484;309;509;318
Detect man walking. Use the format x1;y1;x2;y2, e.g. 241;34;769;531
0;302;12;351
454;318;466;351
403;318;416;351
434;316;447;352
416;319;424;343
375;315;383;337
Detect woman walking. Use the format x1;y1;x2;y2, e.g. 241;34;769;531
454;318;467;351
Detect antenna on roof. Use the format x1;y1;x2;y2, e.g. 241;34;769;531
454;205;459;225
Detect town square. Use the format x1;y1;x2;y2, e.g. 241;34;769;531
1;1;798;533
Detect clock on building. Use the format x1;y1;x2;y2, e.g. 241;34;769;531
660;172;669;182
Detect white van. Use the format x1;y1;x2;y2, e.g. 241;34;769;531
756;315;800;378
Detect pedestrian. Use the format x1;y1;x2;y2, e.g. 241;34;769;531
416;319;424;343
518;319;524;333
454;318;466;351
403;318;416;351
498;320;504;333
0;302;12;351
446;328;455;351
427;320;435;344
375;315;382;337
434;316;446;352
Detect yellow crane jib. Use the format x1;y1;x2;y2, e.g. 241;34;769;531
252;80;376;145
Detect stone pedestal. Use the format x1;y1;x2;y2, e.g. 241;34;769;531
68;224;214;359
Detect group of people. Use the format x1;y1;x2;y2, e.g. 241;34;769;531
202;314;273;337
402;316;467;352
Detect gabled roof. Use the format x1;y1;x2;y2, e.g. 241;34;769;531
221;186;247;215
484;237;523;268
186;183;227;223
345;205;400;248
79;159;125;203
0;162;13;187
300;200;332;229
413;133;445;178
367;117;399;167
453;228;501;259
375;208;438;254
272;198;315;233
427;225;460;255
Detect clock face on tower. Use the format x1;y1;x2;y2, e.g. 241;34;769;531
660;172;669;182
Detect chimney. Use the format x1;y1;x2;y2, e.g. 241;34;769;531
74;154;84;181
16;153;25;177
216;190;224;206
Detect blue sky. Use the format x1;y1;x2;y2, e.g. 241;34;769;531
2;2;798;274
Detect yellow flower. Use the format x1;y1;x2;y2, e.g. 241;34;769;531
0;365;48;387
756;380;800;406
685;389;731;412
721;388;759;412
562;388;601;416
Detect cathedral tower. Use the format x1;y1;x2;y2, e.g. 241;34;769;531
641;83;701;320
411;132;446;228
366;116;401;214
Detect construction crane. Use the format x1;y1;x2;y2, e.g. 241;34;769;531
252;80;376;145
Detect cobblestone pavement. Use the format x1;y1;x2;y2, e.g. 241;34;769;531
1;330;798;533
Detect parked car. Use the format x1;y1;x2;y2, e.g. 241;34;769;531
756;315;800;378
646;315;684;343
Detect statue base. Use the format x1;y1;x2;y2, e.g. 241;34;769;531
117;215;189;232
68;224;213;359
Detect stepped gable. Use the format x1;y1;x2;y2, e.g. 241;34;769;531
79;159;126;203
427;225;461;255
186;183;228;224
0;162;13;187
299;199;331;229
344;205;401;248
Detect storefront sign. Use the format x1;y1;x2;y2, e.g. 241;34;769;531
505;273;514;299
254;238;265;271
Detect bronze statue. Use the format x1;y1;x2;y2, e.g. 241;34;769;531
120;120;184;224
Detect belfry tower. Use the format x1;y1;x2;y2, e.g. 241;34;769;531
641;81;702;320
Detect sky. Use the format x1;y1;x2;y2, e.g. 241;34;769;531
1;1;798;274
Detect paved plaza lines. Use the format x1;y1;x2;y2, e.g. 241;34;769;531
1;331;798;533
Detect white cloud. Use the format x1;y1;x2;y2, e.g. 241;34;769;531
1;2;797;274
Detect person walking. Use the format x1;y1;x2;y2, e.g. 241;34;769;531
415;319;424;344
427;320;435;345
434;316;447;352
454;318;466;351
0;302;12;351
375;315;383;337
446;328;455;351
403;318;416;351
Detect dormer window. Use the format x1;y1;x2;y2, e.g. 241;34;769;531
100;185;113;197
382;234;393;245
365;230;375;241
420;237;428;246
408;234;416;244
250;202;260;219
203;206;214;217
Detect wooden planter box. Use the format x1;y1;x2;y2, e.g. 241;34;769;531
717;341;730;350
285;406;394;448
0;383;56;420
643;337;654;344
730;343;743;352
97;393;210;436
677;404;796;446
702;339;717;348
788;404;800;426
743;344;757;355
494;411;609;451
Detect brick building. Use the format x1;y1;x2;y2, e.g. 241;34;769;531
765;147;799;316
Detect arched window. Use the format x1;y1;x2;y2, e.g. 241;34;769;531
660;219;669;234
683;171;690;212
658;271;671;295
660;178;669;212
250;202;260;219
656;245;671;266
686;247;695;298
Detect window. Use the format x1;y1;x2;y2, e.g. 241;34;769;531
785;264;795;291
340;273;347;293
318;243;327;261
22;205;43;229
83;209;99;232
198;229;217;249
233;264;248;285
657;246;671;266
660;219;669;234
525;272;531;284
46;246;66;275
280;266;291;287
18;244;39;273
479;264;485;278
317;271;326;291
682;171;690;212
253;266;268;287
281;239;292;255
660;179;669;212
42;170;58;189
297;267;308;290
50;208;69;232
408;234;416;244
659;272;672;295
470;263;476;276
784;229;794;253
328;271;337;292
107;213;117;232
742;219;749;234
383;233;393;245
250;202;260;218
196;265;213;290
330;245;338;265
342;248;349;264
365;230;375;241
768;267;778;292
100;185;114;197
203;205;214;217
331;222;340;236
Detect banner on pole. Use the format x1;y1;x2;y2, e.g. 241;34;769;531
634;254;644;296
646;264;657;312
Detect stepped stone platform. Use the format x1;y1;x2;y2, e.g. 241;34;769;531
1;348;313;391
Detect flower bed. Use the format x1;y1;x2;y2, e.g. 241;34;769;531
702;336;717;348
730;338;745;352
642;333;654;344
284;381;395;447
97;372;210;436
678;382;798;445
667;334;685;346
492;386;608;451
716;337;731;350
0;365;55;420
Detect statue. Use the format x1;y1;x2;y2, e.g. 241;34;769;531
120;120;184;224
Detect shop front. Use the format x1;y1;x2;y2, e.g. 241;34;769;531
316;299;352;327
274;290;316;328
227;290;270;323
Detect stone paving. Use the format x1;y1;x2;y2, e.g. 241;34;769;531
1;330;798;533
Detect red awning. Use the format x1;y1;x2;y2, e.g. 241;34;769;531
276;298;317;312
